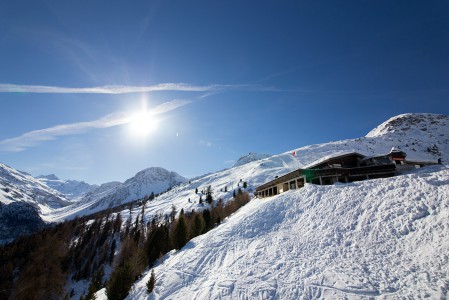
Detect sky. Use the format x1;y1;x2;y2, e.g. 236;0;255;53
0;0;448;184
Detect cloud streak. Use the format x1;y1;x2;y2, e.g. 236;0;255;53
0;82;276;95
0;83;220;94
0;99;191;152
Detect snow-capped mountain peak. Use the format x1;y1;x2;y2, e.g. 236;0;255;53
366;113;449;138
47;167;187;221
37;174;98;201
0;163;70;210
36;174;59;181
233;152;272;167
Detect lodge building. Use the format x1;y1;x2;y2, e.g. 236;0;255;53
256;149;440;198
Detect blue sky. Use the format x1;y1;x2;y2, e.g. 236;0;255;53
1;1;448;184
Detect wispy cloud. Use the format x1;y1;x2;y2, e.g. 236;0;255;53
0;83;214;94
0;82;277;95
200;140;213;147
0;99;191;152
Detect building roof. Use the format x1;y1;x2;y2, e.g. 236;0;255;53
303;151;365;169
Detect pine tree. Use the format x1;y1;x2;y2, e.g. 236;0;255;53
192;214;205;237
147;270;156;294
243;181;247;189
195;187;198;194
85;266;104;300
106;263;134;300
109;239;116;264
202;209;212;232
172;209;188;249
206;185;213;205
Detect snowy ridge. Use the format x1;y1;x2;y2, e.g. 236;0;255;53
46;167;187;221
233;152;272;167
125;165;449;299
0;163;70;212
85;113;449;227
37;174;98;201
366;113;448;138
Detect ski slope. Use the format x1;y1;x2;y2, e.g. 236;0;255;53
123;165;449;299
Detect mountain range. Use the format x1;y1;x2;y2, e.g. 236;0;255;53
1;113;449;298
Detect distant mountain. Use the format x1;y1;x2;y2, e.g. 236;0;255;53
233;152;271;167
48;167;187;221
0;163;70;211
0;164;70;243
37;174;98;201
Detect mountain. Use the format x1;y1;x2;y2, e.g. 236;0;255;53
82;112;447;299
233;152;272;167
0;164;70;243
0;163;70;211
125;165;449;299
46;167;187;221
366;113;449;138
37;174;98;201
1;113;448;298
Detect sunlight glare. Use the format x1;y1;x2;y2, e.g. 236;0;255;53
128;111;158;137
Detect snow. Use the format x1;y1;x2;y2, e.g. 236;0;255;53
37;174;98;201
124;165;449;299
42;167;186;222
233;152;272;167
1;112;447;297
0;162;70;211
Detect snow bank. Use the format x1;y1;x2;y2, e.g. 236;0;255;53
125;166;449;299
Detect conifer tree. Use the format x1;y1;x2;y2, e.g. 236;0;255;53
147;269;156;294
206;185;213;205
106;263;134;300
172;209;188;249
202;209;212;232
192;214;205;237
85;266;104;300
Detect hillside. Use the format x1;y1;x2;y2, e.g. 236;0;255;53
233;152;271;167
91;113;447;299
125;165;449;299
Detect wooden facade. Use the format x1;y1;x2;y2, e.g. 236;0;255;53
255;150;432;198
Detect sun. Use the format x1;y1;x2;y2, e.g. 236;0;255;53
128;111;158;137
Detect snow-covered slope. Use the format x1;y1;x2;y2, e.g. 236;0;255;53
37;174;98;201
367;113;448;138
82;114;448;231
91;113;449;299
0;164;71;243
46;167;187;221
0;163;70;212
233;152;271;167
126;165;449;299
